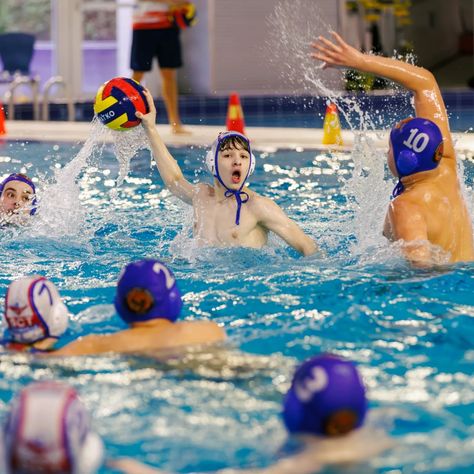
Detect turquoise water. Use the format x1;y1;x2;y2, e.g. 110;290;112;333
0;137;473;473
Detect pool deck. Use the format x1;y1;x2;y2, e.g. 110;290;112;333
4;120;474;152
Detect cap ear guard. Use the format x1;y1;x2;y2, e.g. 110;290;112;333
205;147;217;175
396;149;419;176
74;431;104;474
48;300;69;339
4;277;69;344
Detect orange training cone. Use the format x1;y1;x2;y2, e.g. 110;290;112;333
0;102;6;136
226;92;245;135
322;101;343;145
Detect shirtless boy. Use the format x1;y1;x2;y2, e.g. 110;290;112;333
51;259;225;356
312;32;474;265
137;90;317;256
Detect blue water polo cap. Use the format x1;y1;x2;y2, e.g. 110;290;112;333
114;259;183;324
390;118;443;178
283;354;367;436
0;173;37;215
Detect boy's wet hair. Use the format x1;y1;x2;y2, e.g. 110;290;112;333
219;135;250;153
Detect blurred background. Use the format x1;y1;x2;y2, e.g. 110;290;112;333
0;0;472;123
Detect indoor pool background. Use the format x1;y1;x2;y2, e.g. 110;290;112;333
0;130;473;473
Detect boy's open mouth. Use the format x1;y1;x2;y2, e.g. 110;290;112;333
232;170;241;184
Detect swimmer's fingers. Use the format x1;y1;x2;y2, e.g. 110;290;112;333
311;34;363;69
317;35;343;53
311;45;340;68
330;30;347;48
310;52;331;69
136;89;157;125
310;38;343;67
137;88;156;118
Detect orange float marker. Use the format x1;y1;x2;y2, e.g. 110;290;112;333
322;101;343;145
226;92;245;135
0;102;7;135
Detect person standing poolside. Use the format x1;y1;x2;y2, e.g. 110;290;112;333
0;381;104;473
50;259;225;356
312;32;474;266
0;173;37;225
131;0;194;134
136;90;317;256
1;276;69;354
110;355;393;474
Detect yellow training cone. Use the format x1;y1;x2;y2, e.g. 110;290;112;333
322;101;343;145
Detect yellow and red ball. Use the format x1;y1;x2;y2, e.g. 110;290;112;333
94;77;149;131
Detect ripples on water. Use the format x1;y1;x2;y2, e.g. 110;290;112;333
0;132;473;473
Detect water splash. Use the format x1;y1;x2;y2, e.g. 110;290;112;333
111;125;150;187
31;120;106;237
26;118;151;238
267;0;337;99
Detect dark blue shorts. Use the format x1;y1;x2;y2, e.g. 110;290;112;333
130;28;182;71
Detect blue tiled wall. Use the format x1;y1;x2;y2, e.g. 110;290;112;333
5;90;473;132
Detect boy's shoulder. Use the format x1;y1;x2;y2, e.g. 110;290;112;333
247;190;278;209
195;182;214;196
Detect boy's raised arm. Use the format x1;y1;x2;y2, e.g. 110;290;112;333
311;32;455;160
138;89;196;204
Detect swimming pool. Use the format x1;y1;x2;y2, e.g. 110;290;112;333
0;136;473;473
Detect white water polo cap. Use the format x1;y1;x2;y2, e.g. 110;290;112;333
4;276;69;344
205;131;256;225
3;381;104;474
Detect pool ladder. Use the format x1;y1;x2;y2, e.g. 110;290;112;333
5;75;75;121
41;76;75;121
4;75;41;120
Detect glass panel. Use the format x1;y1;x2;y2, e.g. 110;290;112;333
0;0;52;87
82;0;118;95
0;0;51;40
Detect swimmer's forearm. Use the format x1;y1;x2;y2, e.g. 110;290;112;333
312;32;435;94
144;126;186;185
300;237;318;257
357;54;435;94
143;125;197;204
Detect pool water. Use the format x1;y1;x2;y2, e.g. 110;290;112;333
0;136;473;473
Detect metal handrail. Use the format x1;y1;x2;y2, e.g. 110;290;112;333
4;75;40;120
41;76;75;121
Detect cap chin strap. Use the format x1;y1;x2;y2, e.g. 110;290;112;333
392;180;404;198
205;132;256;225
214;152;251;226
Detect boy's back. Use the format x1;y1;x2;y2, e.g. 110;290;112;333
385;159;474;262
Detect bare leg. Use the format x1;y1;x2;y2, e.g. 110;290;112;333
160;67;190;134
132;71;145;83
